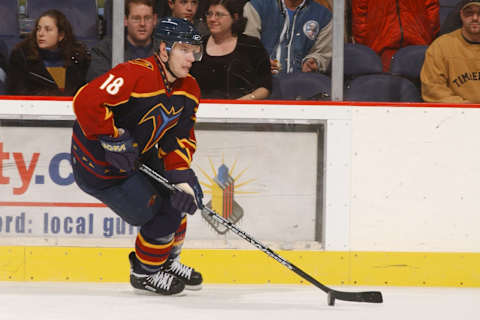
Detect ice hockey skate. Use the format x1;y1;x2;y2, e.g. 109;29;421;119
162;258;203;290
129;252;185;295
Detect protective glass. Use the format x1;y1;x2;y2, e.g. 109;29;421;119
205;11;230;19
171;41;203;62
462;6;480;18
129;15;155;24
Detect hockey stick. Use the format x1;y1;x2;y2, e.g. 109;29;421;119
138;164;383;306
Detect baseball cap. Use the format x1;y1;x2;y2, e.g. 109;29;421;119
460;0;480;10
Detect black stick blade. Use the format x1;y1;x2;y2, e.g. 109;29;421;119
331;290;383;304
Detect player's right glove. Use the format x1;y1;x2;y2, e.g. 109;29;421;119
165;168;204;215
99;128;139;173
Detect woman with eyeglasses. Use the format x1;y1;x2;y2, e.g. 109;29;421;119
7;9;90;96
190;0;271;100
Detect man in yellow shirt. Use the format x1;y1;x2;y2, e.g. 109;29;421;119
421;0;480;103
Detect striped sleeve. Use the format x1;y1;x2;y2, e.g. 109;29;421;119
72;62;137;139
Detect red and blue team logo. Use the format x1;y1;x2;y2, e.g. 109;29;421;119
139;102;183;153
200;163;245;234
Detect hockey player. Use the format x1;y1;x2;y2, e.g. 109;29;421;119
70;17;204;295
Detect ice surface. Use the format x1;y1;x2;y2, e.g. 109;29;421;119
0;283;478;320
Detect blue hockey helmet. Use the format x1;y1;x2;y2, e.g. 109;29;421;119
154;17;203;77
154;17;202;49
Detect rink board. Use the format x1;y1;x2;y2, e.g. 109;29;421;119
1;246;479;287
2;98;480;288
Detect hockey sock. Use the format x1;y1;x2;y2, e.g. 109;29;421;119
168;215;187;260
134;230;174;274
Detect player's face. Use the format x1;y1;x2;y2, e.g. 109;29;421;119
125;4;157;46
169;0;199;22
461;5;480;39
36;16;64;51
206;5;233;36
168;42;203;78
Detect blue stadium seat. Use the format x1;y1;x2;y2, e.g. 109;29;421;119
344;74;422;102
0;39;7;94
270;72;331;100
25;0;99;48
390;45;427;88
0;40;7;65
0;0;22;54
344;43;383;78
104;0;113;38
439;0;463;36
439;0;459;27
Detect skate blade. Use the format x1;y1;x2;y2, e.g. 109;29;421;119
185;284;202;291
131;287;187;296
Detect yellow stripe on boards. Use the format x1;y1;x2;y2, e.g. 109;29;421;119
0;247;479;287
0;246;25;281
349;251;480;287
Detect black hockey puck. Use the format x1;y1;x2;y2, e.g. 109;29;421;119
327;292;335;306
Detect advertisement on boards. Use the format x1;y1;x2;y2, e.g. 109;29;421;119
0;125;320;246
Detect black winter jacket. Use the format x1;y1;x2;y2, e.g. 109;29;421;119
6;41;90;96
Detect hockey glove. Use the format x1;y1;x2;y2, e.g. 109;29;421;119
165;168;204;215
99;129;139;173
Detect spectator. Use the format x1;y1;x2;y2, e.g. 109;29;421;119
352;0;440;72
6;9;90;96
421;0;480;103
86;0;157;81
168;0;209;37
156;0;209;20
0;40;7;94
190;0;271;99
243;0;333;75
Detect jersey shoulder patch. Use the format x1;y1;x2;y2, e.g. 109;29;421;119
128;58;154;71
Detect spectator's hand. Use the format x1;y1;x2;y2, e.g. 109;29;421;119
302;58;319;72
270;59;281;74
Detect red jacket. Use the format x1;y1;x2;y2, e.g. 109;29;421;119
352;0;439;71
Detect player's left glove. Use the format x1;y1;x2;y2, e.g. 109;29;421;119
99;128;139;173
165;168;204;215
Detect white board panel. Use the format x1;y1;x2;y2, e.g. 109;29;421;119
351;107;480;252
